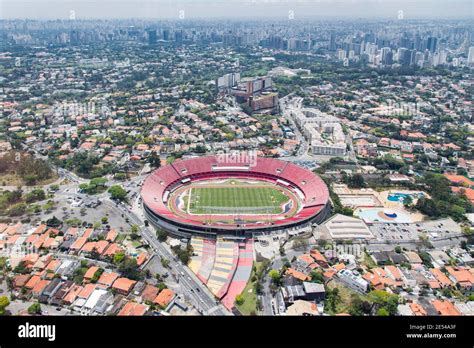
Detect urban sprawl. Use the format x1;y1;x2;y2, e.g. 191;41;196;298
0;18;473;317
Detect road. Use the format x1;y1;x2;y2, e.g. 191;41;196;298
106;198;231;316
279;96;314;162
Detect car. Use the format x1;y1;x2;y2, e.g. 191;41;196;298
55;307;61;311
196;288;200;292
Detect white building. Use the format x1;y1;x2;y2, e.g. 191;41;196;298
467;46;474;65
337;269;369;293
292;108;347;156
321;214;374;240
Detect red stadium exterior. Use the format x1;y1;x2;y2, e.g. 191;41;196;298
141;156;330;238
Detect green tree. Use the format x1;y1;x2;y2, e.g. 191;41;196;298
156;229;168;242
268;269;281;284
0;296;10;315
108;185;127;201
118;257;142;280
113;252;125;264
346;174;366;188
325;288;342;313
27;302;42;315
235;294;245;306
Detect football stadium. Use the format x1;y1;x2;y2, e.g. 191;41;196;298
141;156;330;238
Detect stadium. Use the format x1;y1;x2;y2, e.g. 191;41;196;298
141;155;330;238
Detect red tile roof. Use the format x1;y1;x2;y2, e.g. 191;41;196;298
118;302;148;316
112;278;136;294
153;289;174;307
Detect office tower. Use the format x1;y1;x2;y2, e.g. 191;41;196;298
147;29;157;45
381;47;392;65
427;37;438;53
415;51;424;66
468;46;474;64
329;33;336;51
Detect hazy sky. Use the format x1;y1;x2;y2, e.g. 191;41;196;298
0;0;473;20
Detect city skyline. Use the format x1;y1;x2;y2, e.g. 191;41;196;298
1;0;473;20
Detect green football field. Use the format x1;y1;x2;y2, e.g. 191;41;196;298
187;186;290;215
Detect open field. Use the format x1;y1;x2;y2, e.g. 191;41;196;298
187;185;289;215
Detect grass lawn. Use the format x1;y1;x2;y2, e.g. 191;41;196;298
131;240;141;248
115;234;126;243
235;262;264;315
188;185;288;215
326;279;372;314
362;252;377;269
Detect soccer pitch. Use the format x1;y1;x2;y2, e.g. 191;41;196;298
187;186;290;215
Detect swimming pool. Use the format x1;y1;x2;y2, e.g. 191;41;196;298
387;192;424;203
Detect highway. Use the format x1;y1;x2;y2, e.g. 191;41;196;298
106;198;231;316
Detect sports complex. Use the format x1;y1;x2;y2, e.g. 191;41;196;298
141;155;330;238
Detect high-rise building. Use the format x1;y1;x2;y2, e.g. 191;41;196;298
147;29;157;45
468;46;474;64
329;33;336;51
427;37;438;53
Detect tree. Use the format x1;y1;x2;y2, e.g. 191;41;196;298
346;174;366;188
27;303;42;315
268;269;281;284
376;307;389;316
325;288;341;313
25;189;46;203
156;229;168;242
149;151;161;168
113;252;125;264
172;245;193;265
160;257;170;268
0;296;10;314
108;185;127;201
348;295;372;316
235;294;245;306
369;290;399;315
310;270;324;284
118;257;142;280
14;261;28;274
46;216;62;228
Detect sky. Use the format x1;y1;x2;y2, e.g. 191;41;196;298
0;0;472;20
